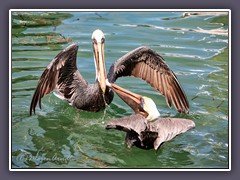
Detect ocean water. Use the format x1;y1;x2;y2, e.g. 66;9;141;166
11;11;229;169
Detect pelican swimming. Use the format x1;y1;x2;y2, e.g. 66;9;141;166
30;29;189;115
106;83;195;150
30;29;114;115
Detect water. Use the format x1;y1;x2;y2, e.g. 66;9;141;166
11;11;229;169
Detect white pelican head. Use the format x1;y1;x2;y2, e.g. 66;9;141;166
110;83;160;121
91;29;107;94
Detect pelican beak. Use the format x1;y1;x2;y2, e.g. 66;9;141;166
93;40;107;94
110;83;148;118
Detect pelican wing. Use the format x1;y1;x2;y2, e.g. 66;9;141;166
106;114;147;136
149;118;195;150
30;43;88;115
107;46;189;113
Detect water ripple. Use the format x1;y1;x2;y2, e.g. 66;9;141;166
11;11;229;169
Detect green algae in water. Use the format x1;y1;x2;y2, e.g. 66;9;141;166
211;15;229;26
11;12;73;37
11;11;229;169
11;12;73;50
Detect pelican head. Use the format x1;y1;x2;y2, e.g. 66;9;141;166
91;29;107;93
110;83;160;121
140;96;160;121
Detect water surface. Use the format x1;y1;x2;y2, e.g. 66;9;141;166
11;11;229;169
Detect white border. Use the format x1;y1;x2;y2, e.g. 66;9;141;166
9;9;231;171
228;9;231;172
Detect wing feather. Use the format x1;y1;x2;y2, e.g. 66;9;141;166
30;43;88;115
107;46;189;113
106;114;147;136
149;118;195;150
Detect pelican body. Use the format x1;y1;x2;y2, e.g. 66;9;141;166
106;83;195;150
30;29;189;116
30;30;114;115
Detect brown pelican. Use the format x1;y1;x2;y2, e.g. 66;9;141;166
106;83;195;150
30;29;114;115
107;46;189;113
30;29;189;115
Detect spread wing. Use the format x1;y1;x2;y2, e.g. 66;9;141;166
107;46;189;113
149;118;195;150
30;43;88;115
105;114;147;136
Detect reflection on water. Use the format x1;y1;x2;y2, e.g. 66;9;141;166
11;11;229;169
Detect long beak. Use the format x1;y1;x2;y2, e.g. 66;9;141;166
93;41;107;93
111;83;148;118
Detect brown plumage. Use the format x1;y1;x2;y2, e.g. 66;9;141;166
108;46;189;113
30;43;79;115
30;43;114;115
106;83;195;150
106;114;195;150
30;29;189;116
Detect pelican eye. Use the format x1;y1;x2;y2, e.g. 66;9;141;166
139;97;145;111
92;38;97;44
101;38;105;43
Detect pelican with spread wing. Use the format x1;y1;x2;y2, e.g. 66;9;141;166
106;83;195;150
30;29;189;115
30;29;114;115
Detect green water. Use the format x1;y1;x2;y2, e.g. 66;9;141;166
11;11;229;169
